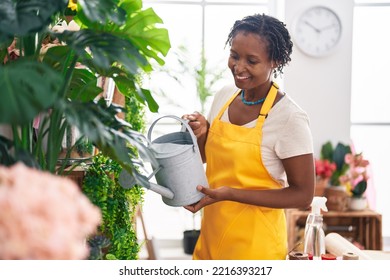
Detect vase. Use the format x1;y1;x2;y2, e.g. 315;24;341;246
324;186;349;212
183;230;200;255
348;197;367;211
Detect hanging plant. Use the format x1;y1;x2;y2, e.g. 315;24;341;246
83;153;144;260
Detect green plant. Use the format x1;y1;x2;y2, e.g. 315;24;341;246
83;153;144;260
0;0;170;182
154;44;225;114
320;141;351;186
195;48;226;114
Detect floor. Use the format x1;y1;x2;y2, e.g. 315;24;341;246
138;238;192;260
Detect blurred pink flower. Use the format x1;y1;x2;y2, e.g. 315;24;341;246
0;163;101;259
342;152;370;198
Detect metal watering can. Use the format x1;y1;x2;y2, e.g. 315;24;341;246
119;115;208;207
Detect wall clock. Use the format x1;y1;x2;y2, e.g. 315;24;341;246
292;6;342;57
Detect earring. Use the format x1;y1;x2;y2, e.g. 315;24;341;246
273;69;277;79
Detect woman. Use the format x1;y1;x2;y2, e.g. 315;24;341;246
183;14;314;260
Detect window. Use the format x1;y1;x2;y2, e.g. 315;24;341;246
351;1;390;237
141;0;269;240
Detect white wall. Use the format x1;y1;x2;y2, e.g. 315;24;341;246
283;0;354;156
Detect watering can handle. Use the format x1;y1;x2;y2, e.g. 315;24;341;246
147;115;200;152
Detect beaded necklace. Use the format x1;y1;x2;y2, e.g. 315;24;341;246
240;90;266;105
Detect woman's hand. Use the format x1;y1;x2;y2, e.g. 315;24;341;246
184;185;231;213
182;112;208;139
182;112;209;162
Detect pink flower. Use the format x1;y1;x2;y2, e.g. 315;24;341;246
343;152;370;197
0;163;101;259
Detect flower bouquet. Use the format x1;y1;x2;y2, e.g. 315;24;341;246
319;141;352;211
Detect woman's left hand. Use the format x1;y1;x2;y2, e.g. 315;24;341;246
184;185;230;213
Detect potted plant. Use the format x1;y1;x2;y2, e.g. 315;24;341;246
340;151;370;211
314;158;336;196
0;0;170;182
320;141;351;186
319;141;351;211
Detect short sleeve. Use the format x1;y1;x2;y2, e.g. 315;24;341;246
274;111;314;159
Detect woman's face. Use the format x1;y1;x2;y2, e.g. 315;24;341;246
228;31;274;91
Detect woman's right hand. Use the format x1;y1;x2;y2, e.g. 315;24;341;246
182;112;208;139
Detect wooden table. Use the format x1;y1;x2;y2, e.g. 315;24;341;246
286;208;383;251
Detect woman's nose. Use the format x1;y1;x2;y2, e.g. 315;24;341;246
233;60;245;73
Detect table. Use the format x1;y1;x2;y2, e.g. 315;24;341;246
286;208;382;251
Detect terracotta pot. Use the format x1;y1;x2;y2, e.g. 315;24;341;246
315;177;329;196
324;186;349;211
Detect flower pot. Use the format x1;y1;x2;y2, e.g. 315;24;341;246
315;177;329;196
324;186;349;211
183;230;200;255
348;197;367;211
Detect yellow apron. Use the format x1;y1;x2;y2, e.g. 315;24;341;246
193;83;287;260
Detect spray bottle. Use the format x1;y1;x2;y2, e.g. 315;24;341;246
303;196;328;260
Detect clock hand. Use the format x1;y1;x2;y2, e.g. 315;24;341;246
303;20;321;33
320;24;337;31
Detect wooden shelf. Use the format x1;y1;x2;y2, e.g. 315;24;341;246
286;208;382;251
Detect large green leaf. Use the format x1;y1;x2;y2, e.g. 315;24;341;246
123;8;171;65
68;68;101;102
77;0;126;26
114;74;159;112
0;0;68;43
59;29;148;74
0;60;63;125
351;180;367;197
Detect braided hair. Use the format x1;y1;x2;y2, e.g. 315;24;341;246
225;14;293;76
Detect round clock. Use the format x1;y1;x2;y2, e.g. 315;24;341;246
292;6;342;57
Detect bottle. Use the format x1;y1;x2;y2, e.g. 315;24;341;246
303;196;328;260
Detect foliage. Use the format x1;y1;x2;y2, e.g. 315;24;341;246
83;153;144;260
195;48;226;114
320;141;370;198
154;44;225;114
0;0;170;183
320;141;351;186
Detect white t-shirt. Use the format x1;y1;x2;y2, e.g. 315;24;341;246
207;84;314;187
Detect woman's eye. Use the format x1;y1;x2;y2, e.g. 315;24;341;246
248;60;257;65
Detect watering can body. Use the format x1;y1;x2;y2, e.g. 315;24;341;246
120;115;208;207
148;115;208;207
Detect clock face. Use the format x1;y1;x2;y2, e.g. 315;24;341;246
293;6;342;57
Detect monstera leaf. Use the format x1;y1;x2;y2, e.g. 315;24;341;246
0;60;62;125
0;0;68;42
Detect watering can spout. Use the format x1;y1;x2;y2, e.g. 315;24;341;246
118;169;175;200
149;182;175;199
